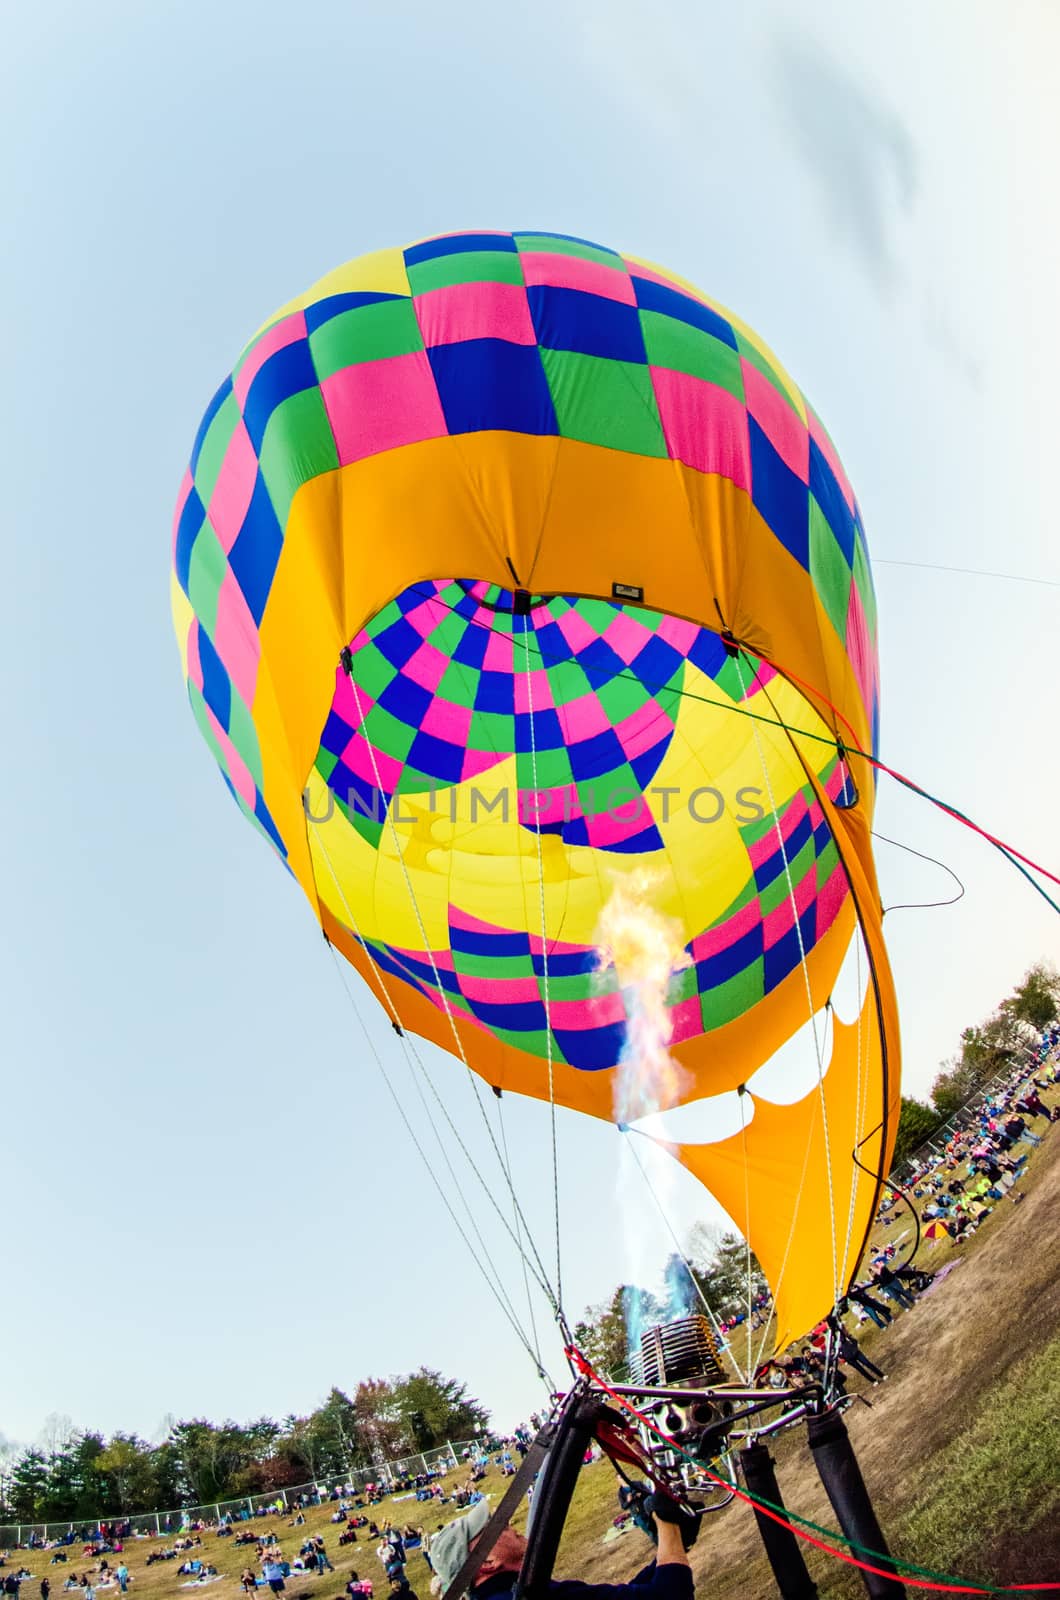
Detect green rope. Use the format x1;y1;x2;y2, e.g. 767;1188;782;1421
598;1378;1044;1593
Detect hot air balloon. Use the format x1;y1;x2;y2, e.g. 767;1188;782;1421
171;229;900;1356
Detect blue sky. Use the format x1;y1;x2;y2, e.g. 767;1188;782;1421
2;0;1057;1449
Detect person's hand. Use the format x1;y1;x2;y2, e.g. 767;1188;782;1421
616;1484;655;1542
644;1490;702;1551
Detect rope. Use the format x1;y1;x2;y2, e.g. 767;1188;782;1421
566;1346;1060;1594
518;604;564;1317
495;1091;547;1378
838;933;870;1298
736;1086;755;1382
341;672;563;1317
874;557;1060;589
873;830;966;916
404;583;1060;910
733;651;841;1315
320;939;546;1375
623;1131;740;1381
307;814;558;1330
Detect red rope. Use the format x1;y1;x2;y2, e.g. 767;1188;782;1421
745;647;1060;891
565;1347;1060;1593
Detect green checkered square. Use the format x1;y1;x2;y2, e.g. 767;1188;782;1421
489;1025;566;1062
816;837;840;884
309;299;424;380
809;494;853;641
541;348;668;457
315;748;340;783
259;388;338;527
595;674;644;722
702;957;765;1030
428;612;470;658
226;688;264;787
406;250;525;295
734;334;802;418
193;390;242;506
514;235;623;269
852;531;877;640
361;702;418;762
453;950;532;980
468;710;510;751
350;640;399;702
548;662;594;708
516;743;571;790
186;520;227;638
639;310;745;400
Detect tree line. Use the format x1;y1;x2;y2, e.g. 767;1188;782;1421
889;960;1058;1168
4;964;1054;1527
0;1369;489;1525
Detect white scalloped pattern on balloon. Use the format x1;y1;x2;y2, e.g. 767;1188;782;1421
633;1087;756;1146
829;924;870;1025
742;1004;835;1106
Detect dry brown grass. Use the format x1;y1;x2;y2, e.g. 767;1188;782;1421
554;1087;1060;1597
14;1093;1059;1600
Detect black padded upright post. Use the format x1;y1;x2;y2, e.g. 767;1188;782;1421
806;1409;906;1600
739;1441;819;1600
515;1393;601;1600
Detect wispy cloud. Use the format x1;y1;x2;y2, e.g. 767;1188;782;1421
770;31;916;290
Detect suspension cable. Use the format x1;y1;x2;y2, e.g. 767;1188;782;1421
322;942;548;1375
733;651;841;1315
341;672;563;1318
623;1130;743;1381
307;813;558;1325
517;602;564;1320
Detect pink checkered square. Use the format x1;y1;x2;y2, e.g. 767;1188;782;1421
650;367;751;490
742;359;809;483
603;609;653;664
420;696;472;744
403;642;449;694
234;312;309;409
519;252;637;306
514;669;554;714
208;418;259;553
213;570;262;710
321;352;447;466
557;691;611;742
414;280;536;347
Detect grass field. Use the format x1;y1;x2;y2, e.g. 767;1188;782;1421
9;1088;1059;1600
553;1093;1060;1596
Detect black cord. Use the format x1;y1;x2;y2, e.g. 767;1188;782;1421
871;829;966;915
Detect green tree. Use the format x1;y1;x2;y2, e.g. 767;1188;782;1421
94;1434;155;1513
9;1448;49;1520
280;1412;342;1483
890;1096;942;1168
688;1227;767;1320
352;1379;407;1465
390;1369;489;1451
169;1420;258;1505
1004;962;1060;1032
312;1389;366;1473
572;1285;638;1377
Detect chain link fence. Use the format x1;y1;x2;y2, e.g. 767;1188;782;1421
1;1440;486;1547
888;1045;1044;1189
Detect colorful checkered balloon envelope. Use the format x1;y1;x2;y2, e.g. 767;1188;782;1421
172;230;901;1350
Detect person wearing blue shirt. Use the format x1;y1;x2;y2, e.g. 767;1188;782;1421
429;1488;698;1600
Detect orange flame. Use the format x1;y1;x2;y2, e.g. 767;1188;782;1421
595;869;691;1123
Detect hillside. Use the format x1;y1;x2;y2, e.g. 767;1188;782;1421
7;1105;1058;1600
